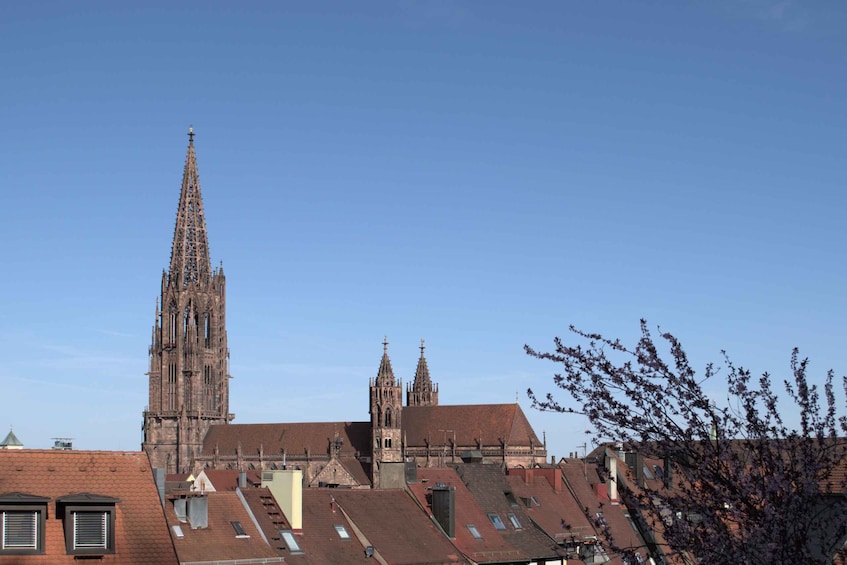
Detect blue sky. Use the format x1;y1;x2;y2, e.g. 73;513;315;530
1;1;845;460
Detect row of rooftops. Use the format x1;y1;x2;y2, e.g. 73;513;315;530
0;445;675;564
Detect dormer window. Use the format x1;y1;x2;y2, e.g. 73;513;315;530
0;493;49;555
57;494;119;556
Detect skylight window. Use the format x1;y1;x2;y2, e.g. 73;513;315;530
507;513;521;529
530;496;540;506
334;525;350;540
488;513;506;530
172;525;184;539
467;524;483;539
279;530;303;554
231;521;249;538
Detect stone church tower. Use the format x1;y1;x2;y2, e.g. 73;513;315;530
369;338;403;487
143;129;232;473
406;339;438;407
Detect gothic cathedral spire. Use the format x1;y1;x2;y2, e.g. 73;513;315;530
369;337;403;487
169;127;211;287
143;129;233;474
406;339;439;407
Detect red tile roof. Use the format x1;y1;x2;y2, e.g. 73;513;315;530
331;489;465;564
409;467;526;563
505;467;595;556
194;469;261;491
0;449;178;564
455;464;563;560
164;490;280;563
202;421;372;457
286;490;373;564
403;404;542;448
559;458;648;565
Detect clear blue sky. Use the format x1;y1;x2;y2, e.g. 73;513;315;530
1;1;845;461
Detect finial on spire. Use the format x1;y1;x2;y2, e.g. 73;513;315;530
420;339;426;357
188;125;195;145
383;336;389;354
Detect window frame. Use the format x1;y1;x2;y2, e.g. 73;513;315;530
487;513;506;530
467;524;483;540
0;493;49;556
279;529;303;554
57;494;119;556
333;524;351;540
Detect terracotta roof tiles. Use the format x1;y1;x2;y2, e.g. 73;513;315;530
403;404;542;448
0;449;177;564
202;421;372;457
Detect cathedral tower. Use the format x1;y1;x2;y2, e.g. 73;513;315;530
406;339;438;407
143;129;232;473
369;338;403;487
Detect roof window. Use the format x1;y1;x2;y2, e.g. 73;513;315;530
467;524;483;539
334;524;351;539
279;529;303;554
231;521;249;538
507;513;521;529
488;513;506;530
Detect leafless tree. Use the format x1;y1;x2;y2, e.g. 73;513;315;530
527;320;847;564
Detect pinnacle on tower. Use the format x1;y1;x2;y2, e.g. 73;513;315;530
169;127;211;286
413;339;431;389
376;336;396;385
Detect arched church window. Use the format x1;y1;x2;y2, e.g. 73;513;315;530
385;408;392;427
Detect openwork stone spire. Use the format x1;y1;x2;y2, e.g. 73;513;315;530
407;339;439;407
413;339;431;388
375;336;396;385
169;127;211;286
144;129;231;474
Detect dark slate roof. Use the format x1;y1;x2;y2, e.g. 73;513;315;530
0;450;178;564
456;464;563;560
203;422;372;457
408;467;526;563
164;491;280;563
0;427;23;447
403;404;542;448
331;489;465;564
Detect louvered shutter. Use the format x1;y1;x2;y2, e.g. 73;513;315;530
73;511;107;549
2;511;37;549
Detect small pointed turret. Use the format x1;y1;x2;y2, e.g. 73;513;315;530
0;426;23;449
169;127;211;286
375;336;396;385
407;339;439;406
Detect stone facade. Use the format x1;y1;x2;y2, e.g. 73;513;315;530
142;133;546;481
142;129;233;473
